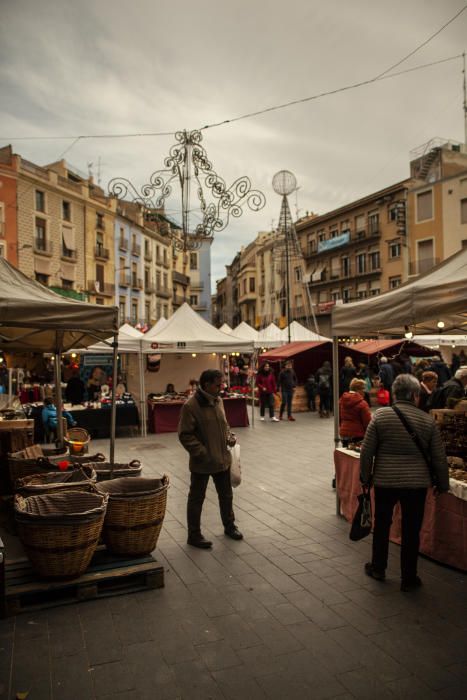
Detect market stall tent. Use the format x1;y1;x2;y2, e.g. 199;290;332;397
232;322;259;341
281;321;330;342
261;340;331;383
256;322;283;348
220;323;233;334
145;316;168;338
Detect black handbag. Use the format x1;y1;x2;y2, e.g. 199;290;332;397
392;405;438;486
349;488;372;541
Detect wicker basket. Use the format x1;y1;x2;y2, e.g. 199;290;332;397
15;466;97;496
15;490;108;579
69;452;106;466
65;427;90;456
88;459;143;482
8;454;68;485
96;476;169;555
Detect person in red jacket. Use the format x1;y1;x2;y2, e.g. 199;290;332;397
256;362;279;422
339;378;372;447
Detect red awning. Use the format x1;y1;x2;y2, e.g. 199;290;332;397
261;341;328;361
341;339;403;354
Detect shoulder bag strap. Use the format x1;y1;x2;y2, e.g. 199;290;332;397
391;405;436;484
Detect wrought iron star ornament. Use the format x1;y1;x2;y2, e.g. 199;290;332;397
108;130;266;250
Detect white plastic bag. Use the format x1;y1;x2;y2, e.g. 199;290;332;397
229;443;241;487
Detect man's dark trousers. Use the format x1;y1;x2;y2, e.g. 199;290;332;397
372;486;427;581
187;469;234;537
280;390;293;417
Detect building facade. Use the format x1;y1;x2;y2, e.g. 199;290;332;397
0;146;18;266
187;240;212;320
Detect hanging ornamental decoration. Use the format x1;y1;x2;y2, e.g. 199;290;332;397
108;129;266;251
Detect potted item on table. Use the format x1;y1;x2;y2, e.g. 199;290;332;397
96;475;169;555
15;490;108;579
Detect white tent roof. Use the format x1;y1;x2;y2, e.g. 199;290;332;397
219;323;233;334
256;322;284;348
413;334;467;347
281;321;330;342
143;303;254;353
145;317;168;338
332;248;467;336
78;323;144;354
232;322;259;340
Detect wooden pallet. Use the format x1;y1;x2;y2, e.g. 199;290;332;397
2;546;164;617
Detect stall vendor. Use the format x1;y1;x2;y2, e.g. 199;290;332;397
87;366;107;399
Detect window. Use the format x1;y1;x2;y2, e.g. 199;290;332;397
342;288;351;303
318;231;326;243
61;279;73;290
340;220;350;232
190;252;198;270
156;302;161;318
243;279;247;294
461;198;467;224
35;190;45;212
35;272;48;285
131;302;138;323
294;267;302;281
96;212;104;229
163;249;168;265
330;291;340;302
156;270;161;290
131;263;138;287
119;297;126;321
369;287;380;296
357;288;367;299
330;228;339;239
95;264;104;289
190;294;198;306
356;253;366;274
62;201;71;221
35;218;47;250
342;256;350;277
330;256;340;278
307;237;316;255
0;242;5;258
0;201;5;234
163;304;168;317
368;211;379;234
369;251;380;270
145;302;151;322
417;239;434;274
389;276;401;289
389;241;401;258
249;277;255;292
163;272;168;289
156;245;160;263
417;190;433;221
355;214;365;233
144;267;150;288
95;298;104;305
388;204;397;222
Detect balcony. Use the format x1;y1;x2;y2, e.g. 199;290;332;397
94;245;109;260
131;243;141;257
162;256;170;269
61;247;77;261
144;248;152;262
96;218;105;231
131;277;143;290
259;284;265;296
34;238;53;256
119;237;128;251
87;280;115;296
173;292;185;306
156;285;171;299
190;281;205;291
118;274;131;287
408;257;439;276
172;270;190;286
145;283;156;293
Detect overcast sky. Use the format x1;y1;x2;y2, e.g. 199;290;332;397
1;0;466;288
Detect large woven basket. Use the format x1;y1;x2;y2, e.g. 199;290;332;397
69;452;106;466
89;459;143;482
15;490;108;579
96;476;169;556
15;466;97;496
8;454;67;485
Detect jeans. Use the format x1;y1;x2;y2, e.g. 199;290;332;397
319;389;331;413
260;392;275;417
187;469;235;537
372;486;427;581
280;390;293;417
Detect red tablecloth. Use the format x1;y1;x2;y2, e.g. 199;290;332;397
148;397;249;434
334;448;467;572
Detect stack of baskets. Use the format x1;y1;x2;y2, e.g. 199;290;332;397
15;491;108;578
96;476;169;555
15;465;97;496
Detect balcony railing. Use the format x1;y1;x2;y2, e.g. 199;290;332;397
131;243;141;257
61;247;77;261
409;257;439;276
94;245;109;260
119;237;128;251
119;274;131;287
156;285;171;298
87;280;115;296
172;270;190;285
144;248;152;261
145;283;156;293
131;277;143;290
34;238;53;255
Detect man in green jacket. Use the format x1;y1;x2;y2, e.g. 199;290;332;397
178;369;243;549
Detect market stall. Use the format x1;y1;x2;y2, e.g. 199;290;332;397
331;248;467;570
261;340;331;383
147;395;249;433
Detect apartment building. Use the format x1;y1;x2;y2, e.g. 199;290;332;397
407;138;467;276
296;180;409;335
187;240;212;321
0;146;18;265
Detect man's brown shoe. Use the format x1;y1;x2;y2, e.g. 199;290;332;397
187;535;213;549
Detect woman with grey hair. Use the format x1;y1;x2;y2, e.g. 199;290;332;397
360;374;449;592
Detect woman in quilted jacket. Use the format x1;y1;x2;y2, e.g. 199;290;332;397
339;378;372;447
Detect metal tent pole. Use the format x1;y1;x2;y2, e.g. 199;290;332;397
109;333;118;471
332;336;341;515
54;334;64;447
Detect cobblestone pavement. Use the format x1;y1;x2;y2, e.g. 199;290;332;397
1;410;467;699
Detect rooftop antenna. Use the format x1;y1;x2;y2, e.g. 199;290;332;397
87;161;94;180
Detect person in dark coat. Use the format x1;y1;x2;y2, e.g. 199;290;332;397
418;371;437;412
434;368;467;408
339;356;357;395
360;374;449;591
378;357;394;392
316;361;332;417
278;360;297;421
65;370;86;405
429;359;451;386
256;362;279;421
178;369;242;549
304;374;318;412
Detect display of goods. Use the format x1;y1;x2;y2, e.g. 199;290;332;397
449;468;467;483
96;475;169;555
439;414;467;457
15;465;97;496
15;490;108;579
65;427;91;456
86;459;142;482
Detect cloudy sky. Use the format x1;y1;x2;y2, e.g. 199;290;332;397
1;0;466;287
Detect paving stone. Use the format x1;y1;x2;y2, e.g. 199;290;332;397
172;658;225;699
285;589;348;630
196;639;242;671
338;668;396;699
212;666;267;699
91;659;135;697
52;650;94;700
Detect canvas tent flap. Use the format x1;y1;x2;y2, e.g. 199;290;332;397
143;303;254;353
145;317;168;338
261;340;328;361
332;248;467;335
232;322;259;340
281;321;330;342
0;257;118;352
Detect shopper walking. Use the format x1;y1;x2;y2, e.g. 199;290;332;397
316;360;332;417
418;370;438;412
339;378;372;447
360;375;449;591
339;356;357;395
278;360;297;421
178;369;243;549
256;362;279;421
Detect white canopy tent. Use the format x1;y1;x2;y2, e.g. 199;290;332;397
281;321;330;342
232;322;259;341
143;303;255;353
145;316;168;338
220;323;233;334
256;322;284;349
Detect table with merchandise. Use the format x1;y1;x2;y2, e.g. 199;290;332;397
147;394;249;433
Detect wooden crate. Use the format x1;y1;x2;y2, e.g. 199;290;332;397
2;546;164;617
